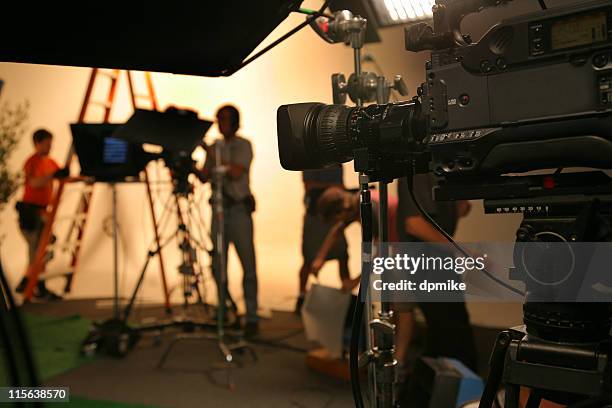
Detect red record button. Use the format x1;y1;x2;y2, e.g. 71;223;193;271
543;176;555;189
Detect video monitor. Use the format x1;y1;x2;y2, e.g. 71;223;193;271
71;123;150;182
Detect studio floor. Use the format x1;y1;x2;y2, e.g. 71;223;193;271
17;299;354;408
10;299;503;408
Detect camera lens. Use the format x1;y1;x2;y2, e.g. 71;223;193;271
277;101;423;171
308;104;355;167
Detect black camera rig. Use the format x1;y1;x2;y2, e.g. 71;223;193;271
277;1;612;407
278;0;612;189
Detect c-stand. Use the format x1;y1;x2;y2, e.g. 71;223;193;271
150;144;256;386
121;185;212;329
319;10;407;407
119;172;254;372
312;8;412;406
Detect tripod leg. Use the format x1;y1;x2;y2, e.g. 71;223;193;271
505;383;520;408
479;331;512;408
226;362;235;391
217;339;237;390
144;168;171;314
123;252;154;322
194;274;205;305
526;389;542;408
157;336;181;369
218;341;233;363
247;344;258;363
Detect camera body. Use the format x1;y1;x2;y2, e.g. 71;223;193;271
420;0;612;180
277;0;612;195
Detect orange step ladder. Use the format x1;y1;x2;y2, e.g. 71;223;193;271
23;69;171;311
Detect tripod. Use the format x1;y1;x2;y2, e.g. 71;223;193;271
116;176;252;370
479;198;612;408
121;187;214;331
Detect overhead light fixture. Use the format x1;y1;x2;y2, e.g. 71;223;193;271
368;0;436;27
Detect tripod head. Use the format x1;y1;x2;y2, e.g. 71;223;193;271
164;154;198;197
508;198;612;343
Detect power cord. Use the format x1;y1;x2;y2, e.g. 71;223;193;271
349;281;366;408
224;1;331;75
349;183;375;408
405;168;525;297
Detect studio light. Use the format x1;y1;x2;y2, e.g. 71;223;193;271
369;0;435;27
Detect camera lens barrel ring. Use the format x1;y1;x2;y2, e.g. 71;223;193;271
313;104;354;165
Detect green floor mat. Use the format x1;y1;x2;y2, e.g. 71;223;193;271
0;312;95;385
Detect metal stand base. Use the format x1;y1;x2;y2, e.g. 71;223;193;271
157;330;257;390
157;331;256;367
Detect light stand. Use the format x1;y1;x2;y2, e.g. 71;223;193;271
111;182;120;319
212;141;229;342
322;9;408;407
211;140;256;363
80;178;166;358
309;19;409;402
155;143;256;387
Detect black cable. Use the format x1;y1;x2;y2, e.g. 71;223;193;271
350;283;366;408
297;7;334;19
405;169;525;297
537;0;547;10
248;337;309;353
350;184;373;408
224;1;330;75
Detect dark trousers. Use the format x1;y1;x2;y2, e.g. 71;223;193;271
417;301;478;371
211;203;258;323
397;245;478;371
19;222;47;291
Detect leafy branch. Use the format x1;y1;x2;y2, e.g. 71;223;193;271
0;100;29;208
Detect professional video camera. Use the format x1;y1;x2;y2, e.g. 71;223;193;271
112;108;212;194
279;0;612;182
277;1;612;407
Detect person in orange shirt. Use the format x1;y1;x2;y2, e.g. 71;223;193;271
15;129;67;300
